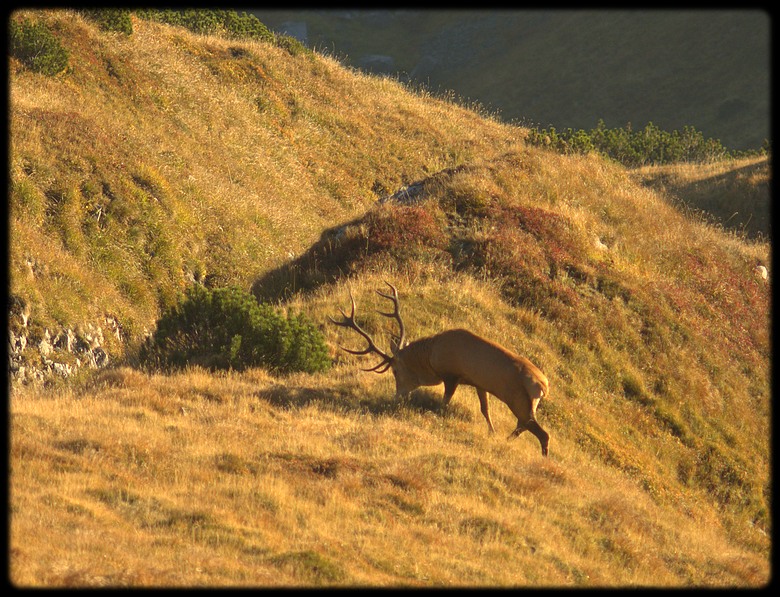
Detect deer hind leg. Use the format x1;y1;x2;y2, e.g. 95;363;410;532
526;419;550;457
508;397;549;456
476;387;495;434
526;397;549;456
507;396;533;439
508;422;526;439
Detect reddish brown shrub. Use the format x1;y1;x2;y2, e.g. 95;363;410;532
366;203;449;255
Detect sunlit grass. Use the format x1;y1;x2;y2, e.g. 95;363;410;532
632;155;770;240
9;9;517;343
10;363;768;587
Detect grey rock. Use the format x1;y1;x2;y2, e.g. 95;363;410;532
93;348;109;368
52;362;72;378
39;329;53;357
54;328;76;353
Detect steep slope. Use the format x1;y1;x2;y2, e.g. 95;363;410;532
8;10;771;587
9;362;770;586
275;148;771;549
9;9;516;357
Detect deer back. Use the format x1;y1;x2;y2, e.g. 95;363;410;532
428;329;548;401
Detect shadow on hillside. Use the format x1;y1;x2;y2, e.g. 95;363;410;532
252;217;366;303
637;159;770;240
251;165;468;302
256;382;473;423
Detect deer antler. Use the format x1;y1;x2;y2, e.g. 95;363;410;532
376;281;406;351
328;288;393;372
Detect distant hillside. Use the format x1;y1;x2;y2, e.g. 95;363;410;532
9;10;770;587
253;9;770;151
632;156;771;240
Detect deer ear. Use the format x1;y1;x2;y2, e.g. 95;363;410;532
389;334;401;354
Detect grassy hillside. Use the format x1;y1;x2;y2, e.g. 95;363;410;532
253;9;770;151
9;10;771;587
9;9;514;351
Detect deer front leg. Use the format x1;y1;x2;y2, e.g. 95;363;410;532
442;376;458;406
476;387;495;434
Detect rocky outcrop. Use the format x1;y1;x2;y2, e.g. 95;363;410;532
8;296;121;385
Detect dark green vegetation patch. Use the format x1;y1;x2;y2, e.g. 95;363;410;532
9;17;70;75
140;285;330;374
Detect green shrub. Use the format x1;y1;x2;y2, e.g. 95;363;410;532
136;9;273;43
275;33;309;57
140;285;330;374
9;18;70;75
80;9;133;34
135;9;218;35
526;119;765;166
221;10;274;43
135;9;310;59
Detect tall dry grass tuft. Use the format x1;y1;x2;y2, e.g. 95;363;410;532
632;155;771;240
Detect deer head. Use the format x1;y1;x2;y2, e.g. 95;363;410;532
329;282;418;395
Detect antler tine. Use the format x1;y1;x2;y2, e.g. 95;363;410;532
362;360;393;373
326;290;357;327
328;289;357;324
340;345;376;356
328;287;392;366
327;312;348;327
375;281;406;351
375;280;399;301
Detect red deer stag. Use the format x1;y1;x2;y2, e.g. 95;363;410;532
329;283;551;456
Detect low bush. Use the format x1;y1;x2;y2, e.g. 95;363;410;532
140;285;330;374
134;9;311;56
9;17;70;75
274;33;309;57
527;120;767;166
135;9;274;44
80;9;133;34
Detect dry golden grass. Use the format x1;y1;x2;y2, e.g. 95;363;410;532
8;10;771;588
9;10;517;339
9;362;769;587
11;261;771;586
